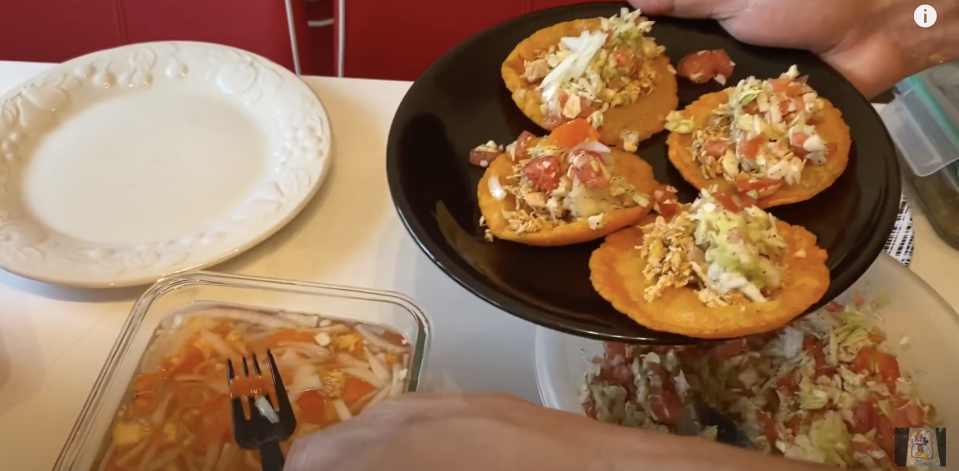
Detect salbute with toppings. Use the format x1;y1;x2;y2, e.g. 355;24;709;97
475;119;658;246
589;187;829;339
665;65;851;208
639;189;787;307
582;297;941;471
502;8;679;150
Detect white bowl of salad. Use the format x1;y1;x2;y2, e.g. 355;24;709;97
535;254;957;470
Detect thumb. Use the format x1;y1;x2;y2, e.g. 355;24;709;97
628;0;739;19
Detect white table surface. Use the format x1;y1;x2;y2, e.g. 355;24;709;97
0;60;957;471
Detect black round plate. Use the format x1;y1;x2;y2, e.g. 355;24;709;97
386;2;900;344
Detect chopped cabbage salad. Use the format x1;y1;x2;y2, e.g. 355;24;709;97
581;298;940;470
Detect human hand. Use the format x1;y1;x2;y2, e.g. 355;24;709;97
630;0;958;98
284;392;832;471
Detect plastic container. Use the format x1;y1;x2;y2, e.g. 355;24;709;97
880;62;959;250
52;271;432;471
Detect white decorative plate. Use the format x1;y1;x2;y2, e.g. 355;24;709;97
0;42;331;287
534;254;959;458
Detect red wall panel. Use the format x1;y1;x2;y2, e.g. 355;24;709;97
342;0;618;81
342;0;526;81
119;0;296;70
0;0;122;62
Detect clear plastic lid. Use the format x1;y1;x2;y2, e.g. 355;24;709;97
881;62;959;177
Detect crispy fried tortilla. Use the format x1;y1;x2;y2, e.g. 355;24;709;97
502;18;678;147
478;148;657;246
590;218;830;338
667;91;851;208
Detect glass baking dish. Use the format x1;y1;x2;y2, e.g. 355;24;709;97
52;271;432;471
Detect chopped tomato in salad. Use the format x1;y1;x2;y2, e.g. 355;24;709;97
96;308;413;471
677;49;735;85
521;8;665;131
666;65;831;197
481;120;651;236
582;297;939;470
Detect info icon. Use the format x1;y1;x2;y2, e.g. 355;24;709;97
915;4;938;28
895;427;946;466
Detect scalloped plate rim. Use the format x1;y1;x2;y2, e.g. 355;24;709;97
0;41;332;288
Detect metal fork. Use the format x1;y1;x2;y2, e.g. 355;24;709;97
227;351;297;471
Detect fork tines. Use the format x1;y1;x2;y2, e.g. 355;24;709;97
226;349;297;449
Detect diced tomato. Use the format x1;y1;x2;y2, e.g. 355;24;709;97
646;362;667;378
543;114;566;129
777;371;800;394
733;177;782;198
603;342;629;362
547;118;600;149
789;132;809;159
266;330;317;349
875;413;895;457
740;135;767;160
677;49;735;84
296;390;329;424
652;184;679;218
710;339;746;363
704;139;729;158
522;155;562;192
229;376;268;397
824;301;843;312
851;403;875;434
613;48;638;75
596;363;636;397
854;292;868;307
852;348;901;383
771;78;806;98
343;377;378;405
648;391;683;426
779;97;806;118
515;131;537;160
656;201;678;218
742;101;760;114
756;411;779;444
712;190;754;212
568;150;610;189
469;149;500;167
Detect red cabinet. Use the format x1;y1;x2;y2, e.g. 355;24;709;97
0;0;333;75
119;0;297;70
0;0;122;63
3;0;614;81
340;0;610;80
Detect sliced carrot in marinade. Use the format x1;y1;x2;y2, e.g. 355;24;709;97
161;342;205;379
266;329;317;348
343;377;377;405
296;390;329;424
